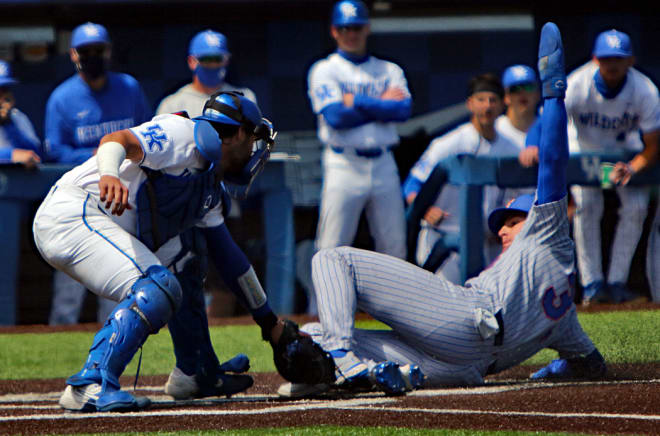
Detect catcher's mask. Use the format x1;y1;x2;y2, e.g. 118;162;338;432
194;91;276;198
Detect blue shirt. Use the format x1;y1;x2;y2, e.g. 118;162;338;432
0;109;41;162
44;72;151;163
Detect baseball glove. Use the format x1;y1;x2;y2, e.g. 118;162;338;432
272;320;336;385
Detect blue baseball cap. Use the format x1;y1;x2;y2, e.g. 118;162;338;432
332;0;369;27
593;29;633;58
488;194;535;234
502;65;538;89
0;61;17;87
189;30;230;58
71;22;110;49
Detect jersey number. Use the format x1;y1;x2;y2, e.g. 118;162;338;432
542;286;572;320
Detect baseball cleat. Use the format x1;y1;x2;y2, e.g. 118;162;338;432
369;361;407;395
399;364;425;391
530;358;571;380
582;280;607;306
330;349;369;383
165;366;254;400
164;367;197;400
607;282;637;304
277;382;331;398
59;383;102;412
538;22;566;98
59;384;150;412
218;353;250;373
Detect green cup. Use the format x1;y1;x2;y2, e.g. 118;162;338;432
600;163;615;189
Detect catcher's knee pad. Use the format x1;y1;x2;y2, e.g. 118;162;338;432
66;265;182;390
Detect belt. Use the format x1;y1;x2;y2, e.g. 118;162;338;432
330;145;394;158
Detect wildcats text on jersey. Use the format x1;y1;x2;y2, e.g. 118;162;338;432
577;111;640;132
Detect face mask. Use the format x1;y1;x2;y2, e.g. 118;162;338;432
195;65;226;88
77;55;108;80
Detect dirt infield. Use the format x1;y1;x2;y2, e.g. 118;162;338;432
1;306;659;435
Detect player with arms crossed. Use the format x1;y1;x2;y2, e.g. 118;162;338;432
307;0;412;260
280;23;606;396
33;92;326;412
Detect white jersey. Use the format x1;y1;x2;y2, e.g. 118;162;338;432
495;115;529;150
409;122;521;234
156;83;256;118
57;113;224;235
307;52;409;149
566;61;660;152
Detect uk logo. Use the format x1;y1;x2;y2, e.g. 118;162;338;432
141;124;167;152
315;84;334;102
204;32;221;47
340;2;357;18
511;65;530;80
606;34;622;49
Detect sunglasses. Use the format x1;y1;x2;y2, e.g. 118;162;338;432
197;55;228;64
337;24;366;33
509;83;538;93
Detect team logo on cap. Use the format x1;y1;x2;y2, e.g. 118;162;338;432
605;34;622;49
0;63;7;77
82;23;101;37
511;65;530;80
204;32;221;47
340;2;358;18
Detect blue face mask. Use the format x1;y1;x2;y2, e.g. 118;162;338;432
195;65;226;88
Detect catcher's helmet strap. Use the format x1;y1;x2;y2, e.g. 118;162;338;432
204;91;246;125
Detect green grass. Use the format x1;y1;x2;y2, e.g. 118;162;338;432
61;428;590;436
0;310;658;380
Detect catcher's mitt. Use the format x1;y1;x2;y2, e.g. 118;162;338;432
272;320;336;384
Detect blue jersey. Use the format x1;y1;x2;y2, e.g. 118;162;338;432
0;108;41;161
44;72;150;164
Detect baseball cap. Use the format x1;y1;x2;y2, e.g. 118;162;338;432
71;22;110;49
0;61;17;87
189;30;230;58
487;194;535;235
502;65;538;89
332;0;369;27
593;29;633;58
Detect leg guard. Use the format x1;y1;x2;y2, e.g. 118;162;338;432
67;265;182;392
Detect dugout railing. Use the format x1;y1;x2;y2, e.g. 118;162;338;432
406;152;660;284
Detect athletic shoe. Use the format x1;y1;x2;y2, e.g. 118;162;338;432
582;280;607;306
399;364;425;391
607;282;637;304
59;384;150;412
330;349;369;383
530;359;572;380
197;373;254;398
277;382;330;398
538;22;566;98
369;361;406;395
164;367;198;400
165;366;254;399
59;384;102;412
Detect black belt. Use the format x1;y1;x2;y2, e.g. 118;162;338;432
330;145;394;158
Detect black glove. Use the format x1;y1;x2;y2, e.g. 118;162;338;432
272;320;336;385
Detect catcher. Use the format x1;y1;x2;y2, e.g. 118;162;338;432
32;91;337;411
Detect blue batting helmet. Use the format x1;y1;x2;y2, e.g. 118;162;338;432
488;194;534;234
332;0;369;27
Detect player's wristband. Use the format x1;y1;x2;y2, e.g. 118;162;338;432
97;141;126;178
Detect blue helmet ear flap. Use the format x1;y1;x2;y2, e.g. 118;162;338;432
193;120;222;162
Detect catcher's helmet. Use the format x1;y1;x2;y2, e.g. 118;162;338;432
332;0;369;27
197;91;262;130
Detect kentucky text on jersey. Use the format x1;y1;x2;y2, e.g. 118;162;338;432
577;111;639;132
339;79;390;98
76;118;135;144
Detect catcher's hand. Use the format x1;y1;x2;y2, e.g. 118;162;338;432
271;320;336;385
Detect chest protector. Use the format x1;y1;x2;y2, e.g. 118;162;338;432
136;165;223;252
